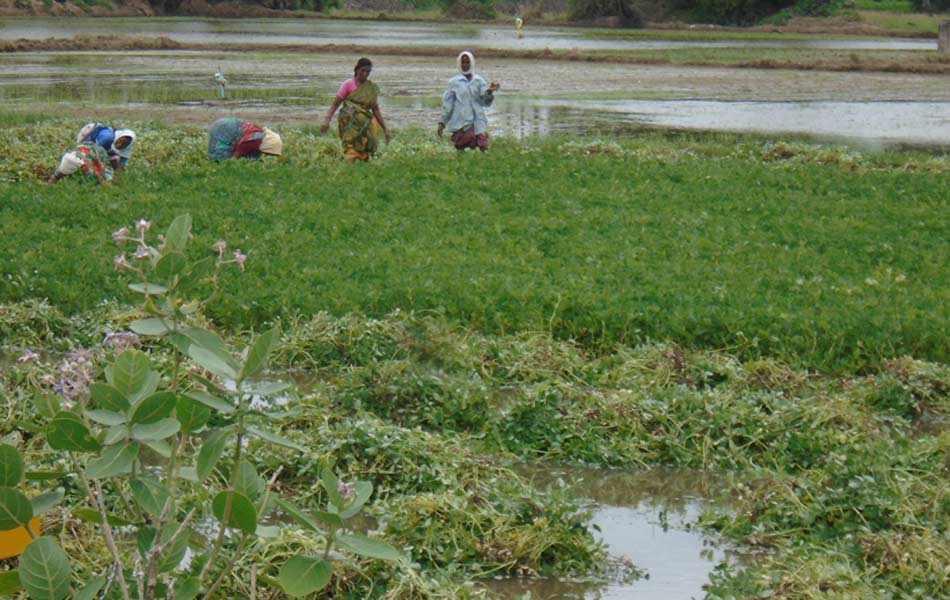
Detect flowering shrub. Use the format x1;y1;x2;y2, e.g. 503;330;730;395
0;215;400;600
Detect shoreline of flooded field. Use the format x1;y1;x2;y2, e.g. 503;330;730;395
3;49;949;148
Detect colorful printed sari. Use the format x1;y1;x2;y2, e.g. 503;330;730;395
337;81;381;162
74;144;114;183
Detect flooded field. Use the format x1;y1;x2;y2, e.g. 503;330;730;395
485;467;744;599
3;49;950;146
0;17;937;52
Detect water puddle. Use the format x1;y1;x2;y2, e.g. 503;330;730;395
484;466;745;599
0;18;935;52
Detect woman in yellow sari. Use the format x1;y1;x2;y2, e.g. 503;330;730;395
321;57;391;162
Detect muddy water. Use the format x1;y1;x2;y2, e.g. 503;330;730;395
2;49;950;146
485;466;743;599
0;17;936;52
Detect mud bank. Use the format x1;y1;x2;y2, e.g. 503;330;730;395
3;33;949;75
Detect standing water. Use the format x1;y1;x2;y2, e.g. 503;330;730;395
484;466;746;599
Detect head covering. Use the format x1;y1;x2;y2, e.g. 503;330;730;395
457;51;474;75
259;128;282;156
55;150;84;176
113;129;136;159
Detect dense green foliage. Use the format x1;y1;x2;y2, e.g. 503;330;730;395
2;304;948;597
568;0;644;26
2;122;949;372
910;0;950;10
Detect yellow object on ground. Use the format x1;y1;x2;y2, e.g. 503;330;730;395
0;517;40;559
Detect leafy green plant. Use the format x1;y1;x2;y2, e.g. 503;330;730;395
0;215;401;599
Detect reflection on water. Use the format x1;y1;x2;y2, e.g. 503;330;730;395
484;466;742;600
0;18;936;52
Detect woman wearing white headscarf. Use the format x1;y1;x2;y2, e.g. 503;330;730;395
75;123;136;170
437;51;500;151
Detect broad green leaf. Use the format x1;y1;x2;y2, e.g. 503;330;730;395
128;282;168;296
110;350;153;400
0;571;21;595
234;461;265;502
163;214;192;254
177;256;214;293
131;392;177;424
130;476;171;516
0;487;33;530
211;491;257;534
176;395;210;433
196;428;230;481
130;371;161;405
155;252;187;280
321;468;343;511
240;327;281;381
102;425;127;446
47;412;100;452
176;328;236;368
339;481;373;520
278;556;332;597
18;537;70;600
142;439;172;459
247;380;292;397
0;444;23;487
89;383;129;413
312;510;343;527
30;393;60;420
85;409;126;426
245;426;307;453
274;498;321;533
147;523;189;574
73;575;106;600
132;418;180;441
71;507;134;527
129;318;172;337
334;532;403;562
86;442;140;480
30;489;64;517
136;525;157;558
184;390;235;414
173;576;200;600
176;467;199;483
188;346;237;380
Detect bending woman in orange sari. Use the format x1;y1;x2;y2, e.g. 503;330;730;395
321;57;390;162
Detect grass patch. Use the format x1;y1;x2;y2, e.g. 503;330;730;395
857;8;949;32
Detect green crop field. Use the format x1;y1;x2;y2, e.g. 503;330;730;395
1;111;948;600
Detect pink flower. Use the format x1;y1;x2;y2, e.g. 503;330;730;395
233;250;247;271
114;254;130;271
134;244;152;260
213;240;227;255
135;219;151;234
112;226;130;245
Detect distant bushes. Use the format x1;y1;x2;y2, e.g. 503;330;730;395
568;0;644;26
673;0;842;25
909;0;950;10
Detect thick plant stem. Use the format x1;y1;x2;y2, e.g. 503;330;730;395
203;533;249;600
78;470;132;600
144;433;188;600
199;422;245;582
